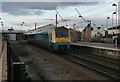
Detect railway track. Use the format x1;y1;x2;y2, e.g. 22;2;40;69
36;46;120;80
70;49;119;68
60;51;120;80
24;42;120;80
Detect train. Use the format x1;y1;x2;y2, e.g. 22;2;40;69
25;26;70;51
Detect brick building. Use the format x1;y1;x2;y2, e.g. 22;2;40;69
81;23;93;42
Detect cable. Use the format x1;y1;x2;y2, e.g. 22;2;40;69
75;8;86;22
54;7;64;21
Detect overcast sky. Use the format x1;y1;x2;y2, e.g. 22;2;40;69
0;0;120;31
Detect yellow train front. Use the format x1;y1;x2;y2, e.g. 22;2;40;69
49;26;70;51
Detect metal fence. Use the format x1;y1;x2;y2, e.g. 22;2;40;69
7;40;31;82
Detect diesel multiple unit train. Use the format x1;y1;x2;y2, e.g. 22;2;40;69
25;26;70;51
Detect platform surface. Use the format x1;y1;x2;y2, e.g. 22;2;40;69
71;42;120;51
0;40;2;56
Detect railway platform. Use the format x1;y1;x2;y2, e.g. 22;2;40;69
71;42;120;60
73;42;120;49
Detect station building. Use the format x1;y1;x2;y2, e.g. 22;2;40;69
0;28;25;41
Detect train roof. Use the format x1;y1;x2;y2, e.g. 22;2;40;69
25;26;67;35
35;30;48;34
26;30;48;35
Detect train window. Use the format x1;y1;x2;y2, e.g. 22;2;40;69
55;27;68;38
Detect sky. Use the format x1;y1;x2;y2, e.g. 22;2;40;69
0;0;120;31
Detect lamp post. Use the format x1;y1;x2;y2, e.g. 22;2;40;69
112;12;116;35
1;21;4;32
21;22;24;26
63;20;67;27
0;18;3;31
112;3;117;48
106;17;110;43
73;24;76;30
20;22;24;30
0;18;1;34
63;19;71;27
79;15;83;28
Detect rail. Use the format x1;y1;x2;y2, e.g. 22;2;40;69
64;51;120;80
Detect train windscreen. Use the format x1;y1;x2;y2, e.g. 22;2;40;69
55;27;68;38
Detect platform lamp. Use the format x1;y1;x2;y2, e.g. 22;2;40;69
1;21;4;32
73;24;76;30
0;18;1;31
106;17;110;43
20;22;24;30
112;12;116;35
0;18;3;31
112;3;117;48
21;22;24;26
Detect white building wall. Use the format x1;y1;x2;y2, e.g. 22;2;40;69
108;29;120;34
98;28;106;36
91;28;105;38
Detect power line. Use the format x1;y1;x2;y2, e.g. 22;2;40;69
54;7;64;21
75;8;86;22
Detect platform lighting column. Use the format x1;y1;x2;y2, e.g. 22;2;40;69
0;18;1;29
73;24;76;30
112;3;117;48
20;22;24;31
106;17;110;43
0;18;4;31
65;20;68;27
112;12;116;44
112;12;116;34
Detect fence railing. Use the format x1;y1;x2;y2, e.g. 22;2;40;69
7;40;31;82
1;40;31;82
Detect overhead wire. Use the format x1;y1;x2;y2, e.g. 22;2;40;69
51;2;117;28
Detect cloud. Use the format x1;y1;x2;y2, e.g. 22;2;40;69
2;0;119;2
1;0;100;2
2;2;99;16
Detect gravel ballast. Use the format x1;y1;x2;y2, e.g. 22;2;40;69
11;41;109;80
